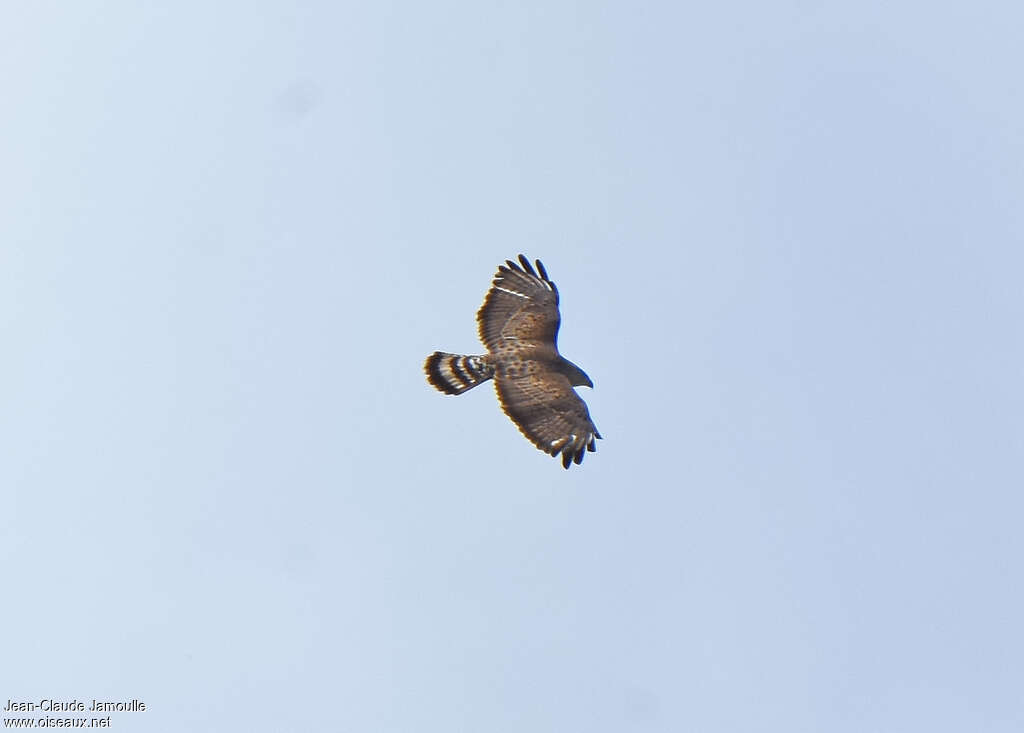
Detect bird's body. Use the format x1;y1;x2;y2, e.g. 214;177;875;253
425;255;600;468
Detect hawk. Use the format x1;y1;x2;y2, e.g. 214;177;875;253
424;255;601;469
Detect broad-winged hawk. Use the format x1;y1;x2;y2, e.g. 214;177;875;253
424;255;601;469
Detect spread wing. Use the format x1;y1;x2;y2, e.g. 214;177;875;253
477;255;560;354
496;370;601;469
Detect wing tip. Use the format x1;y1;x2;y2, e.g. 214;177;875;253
553;432;599;469
517;254;538;277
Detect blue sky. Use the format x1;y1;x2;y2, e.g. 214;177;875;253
3;2;1023;731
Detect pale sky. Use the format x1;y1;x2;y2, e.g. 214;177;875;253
3;2;1023;731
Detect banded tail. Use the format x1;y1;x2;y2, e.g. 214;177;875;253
424;352;495;395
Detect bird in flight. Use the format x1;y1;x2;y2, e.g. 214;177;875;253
424;255;601;469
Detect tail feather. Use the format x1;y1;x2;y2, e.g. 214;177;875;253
424;352;494;395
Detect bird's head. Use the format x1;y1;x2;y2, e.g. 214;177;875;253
561;358;594;389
